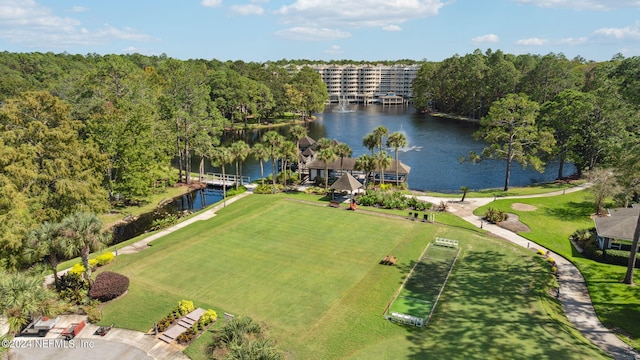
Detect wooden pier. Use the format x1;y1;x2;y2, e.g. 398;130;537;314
198;173;250;187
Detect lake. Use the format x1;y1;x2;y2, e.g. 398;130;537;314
206;104;574;192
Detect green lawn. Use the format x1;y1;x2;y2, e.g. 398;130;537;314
99;194;606;359
475;191;640;350
426;180;584;198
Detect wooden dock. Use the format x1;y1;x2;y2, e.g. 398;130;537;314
197;173;250;187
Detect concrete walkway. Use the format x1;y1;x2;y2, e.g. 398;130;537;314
115;189;253;255
416;183;640;360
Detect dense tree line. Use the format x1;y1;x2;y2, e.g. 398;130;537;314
0;52;327;270
416;50;640;191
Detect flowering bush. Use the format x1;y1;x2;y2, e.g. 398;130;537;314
95;252;115;266
177;300;195;316
199;309;218;327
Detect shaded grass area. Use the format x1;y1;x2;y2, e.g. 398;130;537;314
389;245;458;319
474;191;640;349
100;194;606;359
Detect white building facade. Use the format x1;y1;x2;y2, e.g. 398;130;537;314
290;64;420;104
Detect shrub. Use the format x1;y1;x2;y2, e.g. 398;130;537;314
95;252;115;266
57;272;90;304
226;185;247;197
537;249;546;256
569;228;596;248
484;207;508;223
68;263;86;276
199;309;218;327
177;327;196;344
82;305;102;323
254;184;280;194
177;300;195;316
149;214;178;231
547;257;555;264
157;317;172;332
89;259;98;268
89;271;130;302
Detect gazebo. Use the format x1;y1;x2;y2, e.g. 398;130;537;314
594;206;640;250
330;172;363;194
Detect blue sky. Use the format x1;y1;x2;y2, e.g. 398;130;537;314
0;0;638;62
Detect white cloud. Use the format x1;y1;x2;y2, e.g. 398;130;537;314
594;23;640;39
513;0;640;10
0;0;153;48
274;27;351;41
558;37;588;45
230;4;264;15
324;44;343;54
515;37;548;45
472;34;499;43
201;0;222;8
275;0;447;29
382;25;402;32
69;6;88;13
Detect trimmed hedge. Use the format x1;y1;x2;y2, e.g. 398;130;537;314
583;238;640;268
89;271;130;302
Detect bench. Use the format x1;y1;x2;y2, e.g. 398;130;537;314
329;200;341;208
435;238;458;248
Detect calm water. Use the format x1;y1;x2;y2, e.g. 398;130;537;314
205;104;574;192
112;188;223;244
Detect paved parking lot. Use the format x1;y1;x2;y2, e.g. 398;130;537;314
9;315;188;360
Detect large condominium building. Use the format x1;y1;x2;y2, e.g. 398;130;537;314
310;64;420;104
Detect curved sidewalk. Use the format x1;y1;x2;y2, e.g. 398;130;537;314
417;185;640;360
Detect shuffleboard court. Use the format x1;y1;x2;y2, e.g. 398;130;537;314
386;241;459;326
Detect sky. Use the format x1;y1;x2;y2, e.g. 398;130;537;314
0;0;638;62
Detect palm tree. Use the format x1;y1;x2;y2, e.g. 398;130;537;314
252;143;269;186
362;133;377;156
376;152;392;186
373;125;389;154
460;186;470;202
334;143;352;176
0;270;55;334
26;221;74;288
289;124;308;176
355;154;376;192
386;132;407;185
262;131;285;192
315;137;333;151
210;146;233;203
230;140;250;190
280;140;298;187
59;212;110;285
317;147;338;189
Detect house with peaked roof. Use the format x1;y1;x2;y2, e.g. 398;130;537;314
593;206;640;250
306;158;411;185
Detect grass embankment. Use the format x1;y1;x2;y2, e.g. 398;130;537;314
426;180;585;198
474;191;640;349
99;194;605;359
98;185;195;227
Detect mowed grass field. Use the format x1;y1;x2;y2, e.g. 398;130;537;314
100;194;607;359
